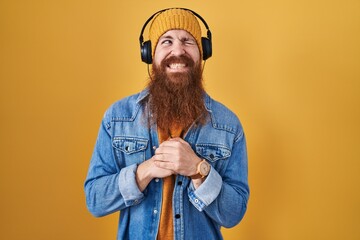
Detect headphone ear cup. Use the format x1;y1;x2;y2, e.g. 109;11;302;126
141;40;152;64
201;37;212;60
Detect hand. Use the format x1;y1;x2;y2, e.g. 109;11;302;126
136;157;174;192
153;137;202;176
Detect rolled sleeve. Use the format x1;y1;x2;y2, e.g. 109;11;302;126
118;164;144;206
188;167;222;211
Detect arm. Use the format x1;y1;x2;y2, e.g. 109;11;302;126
149;130;249;227
187;133;249;228
84;118;173;217
84;119;144;217
152;133;249;227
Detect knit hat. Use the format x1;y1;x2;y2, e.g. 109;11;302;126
149;8;202;58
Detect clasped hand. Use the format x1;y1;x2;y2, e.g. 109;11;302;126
135;137;203;192
152;137;201;177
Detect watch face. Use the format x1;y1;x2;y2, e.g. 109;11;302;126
200;161;210;176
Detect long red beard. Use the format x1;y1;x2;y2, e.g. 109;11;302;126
147;55;207;132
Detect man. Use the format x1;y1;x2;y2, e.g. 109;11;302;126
85;8;249;240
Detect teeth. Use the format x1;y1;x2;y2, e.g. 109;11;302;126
169;63;186;69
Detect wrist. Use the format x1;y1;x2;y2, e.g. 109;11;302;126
192;158;202;175
136;161;153;192
190;159;211;179
192;177;205;189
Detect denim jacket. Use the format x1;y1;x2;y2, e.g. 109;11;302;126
84;89;249;240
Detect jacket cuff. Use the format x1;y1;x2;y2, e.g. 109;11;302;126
188;167;222;211
118;164;144;206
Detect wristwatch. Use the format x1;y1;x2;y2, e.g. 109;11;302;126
190;159;210;179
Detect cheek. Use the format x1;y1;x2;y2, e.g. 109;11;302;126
153;51;165;66
190;48;201;63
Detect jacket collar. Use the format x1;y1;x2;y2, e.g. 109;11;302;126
136;88;150;103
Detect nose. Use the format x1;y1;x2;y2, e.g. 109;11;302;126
170;41;186;56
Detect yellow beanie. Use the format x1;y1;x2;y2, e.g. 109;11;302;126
149;8;202;58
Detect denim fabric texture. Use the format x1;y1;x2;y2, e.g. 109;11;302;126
84;88;249;240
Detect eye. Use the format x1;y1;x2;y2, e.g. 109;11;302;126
185;39;196;45
161;39;172;45
183;38;196;45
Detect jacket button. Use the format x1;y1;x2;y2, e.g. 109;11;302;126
175;214;181;219
155;178;159;182
177;181;182;185
209;154;214;159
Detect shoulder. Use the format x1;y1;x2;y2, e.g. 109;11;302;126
205;94;244;139
103;90;148;122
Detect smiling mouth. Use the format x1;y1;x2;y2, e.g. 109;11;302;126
168;63;187;70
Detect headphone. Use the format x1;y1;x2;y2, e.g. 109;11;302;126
139;8;212;64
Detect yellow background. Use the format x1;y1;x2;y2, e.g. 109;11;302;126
1;0;359;239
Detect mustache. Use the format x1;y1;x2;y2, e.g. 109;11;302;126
161;55;195;69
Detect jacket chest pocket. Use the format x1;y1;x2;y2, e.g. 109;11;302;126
195;144;231;171
112;136;148;166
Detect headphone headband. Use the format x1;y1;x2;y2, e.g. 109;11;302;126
139;8;212;64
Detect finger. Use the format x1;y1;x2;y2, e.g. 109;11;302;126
155;147;168;155
158;142;183;152
168;137;180;141
168;138;190;148
154;160;174;170
155;144;178;154
154;152;177;162
153;153;166;161
158;140;177;148
169;137;187;144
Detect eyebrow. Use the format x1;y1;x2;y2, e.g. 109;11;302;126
159;34;174;40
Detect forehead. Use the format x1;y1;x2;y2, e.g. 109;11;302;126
159;29;196;40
